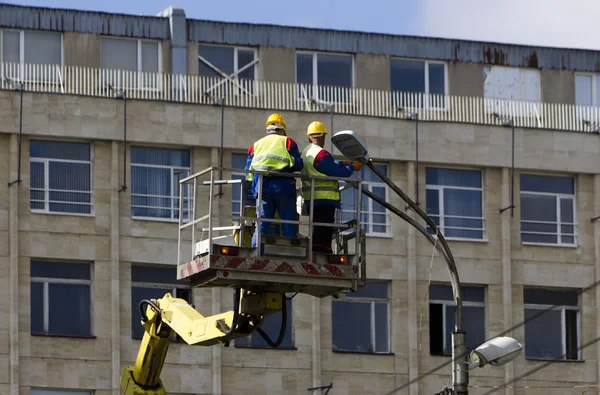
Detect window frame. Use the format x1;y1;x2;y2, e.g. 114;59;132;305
130;266;192;343
197;43;258;97
29;139;95;217
340;162;391;238
331;281;391;354
425;166;486;241
295;50;355;105
0;28;64;83
390;57;449;95
100;36;163;91
574;72;599;106
30;260;94;338
230;151;254;224
428;284;487;357
130;146;191;223
523;289;581;361
519;172;578;247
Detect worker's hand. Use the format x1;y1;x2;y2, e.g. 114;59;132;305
352;161;363;171
342;160;353;166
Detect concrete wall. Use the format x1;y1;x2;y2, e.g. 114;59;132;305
541;68;576;104
63;32;101;68
259;46;296;83
448;61;484;97
2;91;600;394
354;53;390;90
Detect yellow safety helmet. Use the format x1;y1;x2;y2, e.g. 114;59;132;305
266;113;287;131
307;121;327;136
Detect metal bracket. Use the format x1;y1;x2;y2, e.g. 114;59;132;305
499;205;516;214
307;383;332;394
591;215;600;222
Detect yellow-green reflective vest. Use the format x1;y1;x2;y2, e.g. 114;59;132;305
247;133;294;181
301;143;340;202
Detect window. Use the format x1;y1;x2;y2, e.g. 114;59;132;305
198;44;257;95
231;152;255;219
296;52;353;102
340;164;390;236
100;37;161;89
1;29;62;82
390;58;446;108
131;146;191;221
30;140;93;215
332;282;390;353
483;65;541;102
30;260;92;337
520;174;576;245
425;168;484;240
234;297;294;348
524;288;579;360
31;390;91;395
575;73;600;106
429;284;485;356
131;265;191;341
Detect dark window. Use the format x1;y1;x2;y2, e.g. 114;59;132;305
198;45;256;95
390;59;446;108
295;52;353;103
234;297;294;348
332;282;390;353
30;260;92;337
131;265;191;341
429;284;485;356
524;288;580;360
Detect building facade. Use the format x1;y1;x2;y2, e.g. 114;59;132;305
1;4;600;395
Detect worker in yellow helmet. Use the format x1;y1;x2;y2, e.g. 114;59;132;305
301;121;362;254
245;113;304;247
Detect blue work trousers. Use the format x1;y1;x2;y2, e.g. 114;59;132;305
252;194;298;247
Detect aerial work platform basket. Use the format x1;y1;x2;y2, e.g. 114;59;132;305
176;166;366;298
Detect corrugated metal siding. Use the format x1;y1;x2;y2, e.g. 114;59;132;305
188;19;600;72
0;4;170;39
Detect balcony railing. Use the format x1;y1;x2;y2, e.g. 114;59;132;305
1;61;600;133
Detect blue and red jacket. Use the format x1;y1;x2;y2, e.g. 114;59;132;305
245;132;304;197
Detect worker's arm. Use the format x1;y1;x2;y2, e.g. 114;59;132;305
286;137;304;172
314;150;355;177
245;145;254;171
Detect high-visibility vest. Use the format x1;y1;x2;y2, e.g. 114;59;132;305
247;134;294;181
301;143;340;202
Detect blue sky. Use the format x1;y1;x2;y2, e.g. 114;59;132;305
4;0;600;50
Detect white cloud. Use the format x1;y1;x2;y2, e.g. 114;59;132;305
415;0;600;50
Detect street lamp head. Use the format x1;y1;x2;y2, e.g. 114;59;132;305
467;336;522;370
331;130;370;162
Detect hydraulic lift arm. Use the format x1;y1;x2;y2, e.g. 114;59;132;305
120;289;286;395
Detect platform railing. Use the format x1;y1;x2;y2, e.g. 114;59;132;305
177;166;365;274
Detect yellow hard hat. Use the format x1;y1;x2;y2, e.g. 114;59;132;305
266;113;286;131
307;121;327;136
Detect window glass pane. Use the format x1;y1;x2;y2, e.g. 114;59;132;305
347;282;388;299
237;49;255;80
360;164;387;182
24;31;61;65
231;153;247;169
131;147;189;167
443;189;482;217
30;281;44;333
49;162;91;192
520;174;574;194
426;168;482;188
575;74;593;106
430;285;484;302
561;235;575;244
131;265;183;284
522;233;557;244
316;54;352;87
521;222;556;233
374;303;389;353
2;31;20;62
30;140;91;161
296;53;313;84
332;301;371;352
565;309;578;360
48;283;90;335
141;41;159;73
560;198;574;223
595;76;600;107
198;45;234;77
428;63;445;94
250;299;293;347
371;186;386;214
30;161;45;188
31;261;90;280
101;38;137;71
446;305;485;353
524;288;578;306
390;59;425;93
524;309;562;358
131;286;173;338
426;189;439;215
429;303;444;355
520;194;557;222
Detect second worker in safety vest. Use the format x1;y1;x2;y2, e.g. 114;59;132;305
301;121;362;254
246;113;304;247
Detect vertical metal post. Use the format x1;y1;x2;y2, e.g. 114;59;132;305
192;177;198;261
355;180;362;272
119;91;127;192
8;82;23;187
177;180;183;265
414;113;419;206
308;180;315;263
256;172;263;258
510;120;514;217
329;105;334;154
238;180;245;247
208;169;214;255
218;98;225;197
452;331;468;395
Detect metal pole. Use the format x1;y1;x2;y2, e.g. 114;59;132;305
415;113;419;206
120;93;127;192
510;120;514;217
329;105;334;154
8;82;23;187
219;98;225;197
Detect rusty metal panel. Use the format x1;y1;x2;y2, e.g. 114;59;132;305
0;4;170;39
188;19;600;72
